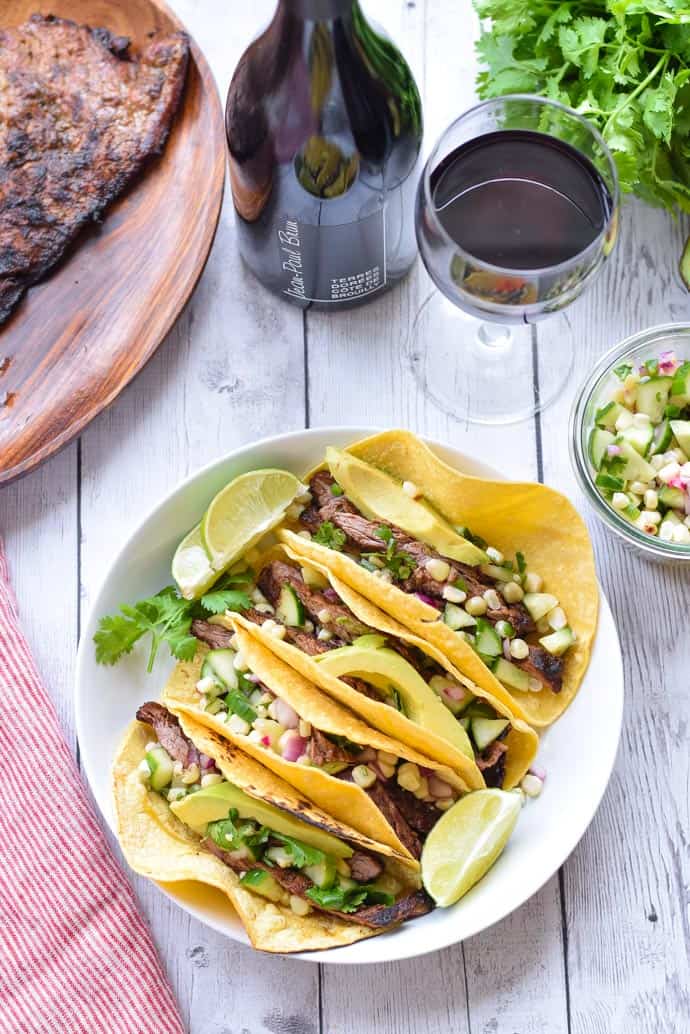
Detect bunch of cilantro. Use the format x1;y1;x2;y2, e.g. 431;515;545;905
473;0;690;237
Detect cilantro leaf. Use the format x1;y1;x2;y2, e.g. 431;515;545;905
613;363;633;380
272;835;325;869
306;883;395;913
314;521;347;551
200;589;251;614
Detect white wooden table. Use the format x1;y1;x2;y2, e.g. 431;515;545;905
3;1;689;1031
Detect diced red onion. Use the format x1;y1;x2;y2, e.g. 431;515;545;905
279;730;308;762
528;765;546;781
273;698;300;729
503;638;512;660
419;766;434;778
199;753;215;771
414;592;442;609
322;588;339;602
669;476;685;490
607;444;622;457
261;735;271;747
428;775;453;798
442;684;465;701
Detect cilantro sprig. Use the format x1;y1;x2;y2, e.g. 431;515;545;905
474;0;690;261
313;521;347;551
362;526;415;581
94;571;252;672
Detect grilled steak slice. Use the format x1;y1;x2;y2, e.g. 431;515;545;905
307;729;356;769
203;838;430;928
365;781;422;859
476;740;508;788
348;851;384;884
192;618;235;650
512;645;564;693
258;560;370;640
136;701;200;768
303;472;535;636
381;781;440;838
0;14;189;324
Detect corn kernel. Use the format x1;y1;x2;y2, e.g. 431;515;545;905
611;492;629;510
397;762;421;793
425;558;451;582
465;595;488;616
523;572;543;593
510;638;529;660
442;584;467;604
521;774;544;798
644;489;658;510
503;580;524;603
483;588;502;610
486;546;504;564
352;765;377;789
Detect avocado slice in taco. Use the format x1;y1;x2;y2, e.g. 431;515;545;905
279;431;598;727
114;702;431;953
189;546;536;790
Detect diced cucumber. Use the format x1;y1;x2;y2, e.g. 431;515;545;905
493;657;530;692
225;689;257;723
239;869;285;902
615;441;656;482
523;592;559;622
443;603;477;631
265;845;295;868
670;361;690;405
480;563;515;582
300;565;329;590
589;427;615;469
203;649;238;691
539;626;575;656
304;858;337;889
205;698;226;715
474;617;502;657
459;716;471;731
275;584;305;627
145;746;174;791
670;419;690;456
619;423;653;456
658;485;686;511
353;634;387;650
661;509;682;526
636;377;673;423
463;700;498;720
471;717;510;752
595;400;625;430
650;419;673;456
620;504;641;524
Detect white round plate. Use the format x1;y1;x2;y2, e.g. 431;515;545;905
75;427;624;964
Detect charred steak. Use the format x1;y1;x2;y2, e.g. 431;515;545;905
0;14;189;324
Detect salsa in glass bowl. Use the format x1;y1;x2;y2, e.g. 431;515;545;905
570;324;690;562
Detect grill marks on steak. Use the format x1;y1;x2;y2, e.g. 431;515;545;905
0;14;189;323
365;781;422;859
202;837;431;929
301;471;567;691
476;740;508;788
136;701;200;769
258;560;371;640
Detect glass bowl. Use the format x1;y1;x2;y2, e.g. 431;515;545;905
570;323;690;564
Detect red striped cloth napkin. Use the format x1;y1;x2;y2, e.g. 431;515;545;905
0;542;185;1034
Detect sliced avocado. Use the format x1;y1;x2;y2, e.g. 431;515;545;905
443;602;477;631
594;400;625;430
352;633;387;650
523;592;559;622
314;643;475;758
636;377;673;423
588;427;615;469
471;717;510;752
539;627;575;656
493;657;530;692
670;419;690;456
170;781;352;858
275;584;305;627
202;649;239;692
324;446;488;566
619;423;653;457
474;618;502;657
239;869;285;902
658;484;686;511
145;746;174;792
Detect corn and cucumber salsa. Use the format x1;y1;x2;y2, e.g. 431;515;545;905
589;351;690;543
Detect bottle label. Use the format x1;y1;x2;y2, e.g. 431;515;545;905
276;211;387;304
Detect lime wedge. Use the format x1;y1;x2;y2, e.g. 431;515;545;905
172;523;217;600
421;789;521;907
200;468;301;574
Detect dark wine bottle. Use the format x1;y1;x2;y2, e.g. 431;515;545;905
226;0;423;310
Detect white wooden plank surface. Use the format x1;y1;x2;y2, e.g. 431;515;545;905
1;0;688;1032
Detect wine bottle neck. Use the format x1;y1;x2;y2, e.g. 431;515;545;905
281;0;354;19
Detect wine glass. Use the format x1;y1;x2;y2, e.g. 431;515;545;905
409;95;620;425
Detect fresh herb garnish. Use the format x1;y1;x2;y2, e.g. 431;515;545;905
665;404;682;418
473;0;690;260
613;363;633;381
306;883;394;913
271;834;325;869
326;734;363;755
515;551;527;577
457;524;488;550
453;575;467;591
330;484;344;497
314;521;347;551
224;689;257;724
94;571;252;672
643;358;659;377
362;526;415;581
207;811;270;853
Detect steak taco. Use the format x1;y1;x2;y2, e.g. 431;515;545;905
114;703;431;953
190;544;537;792
162;627;476;865
278;430;598;727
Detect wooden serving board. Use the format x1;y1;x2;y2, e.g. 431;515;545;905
0;0;225;485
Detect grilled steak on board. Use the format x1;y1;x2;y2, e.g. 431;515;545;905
0;14;189;325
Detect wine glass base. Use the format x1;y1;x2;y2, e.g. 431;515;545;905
405;291;575;425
